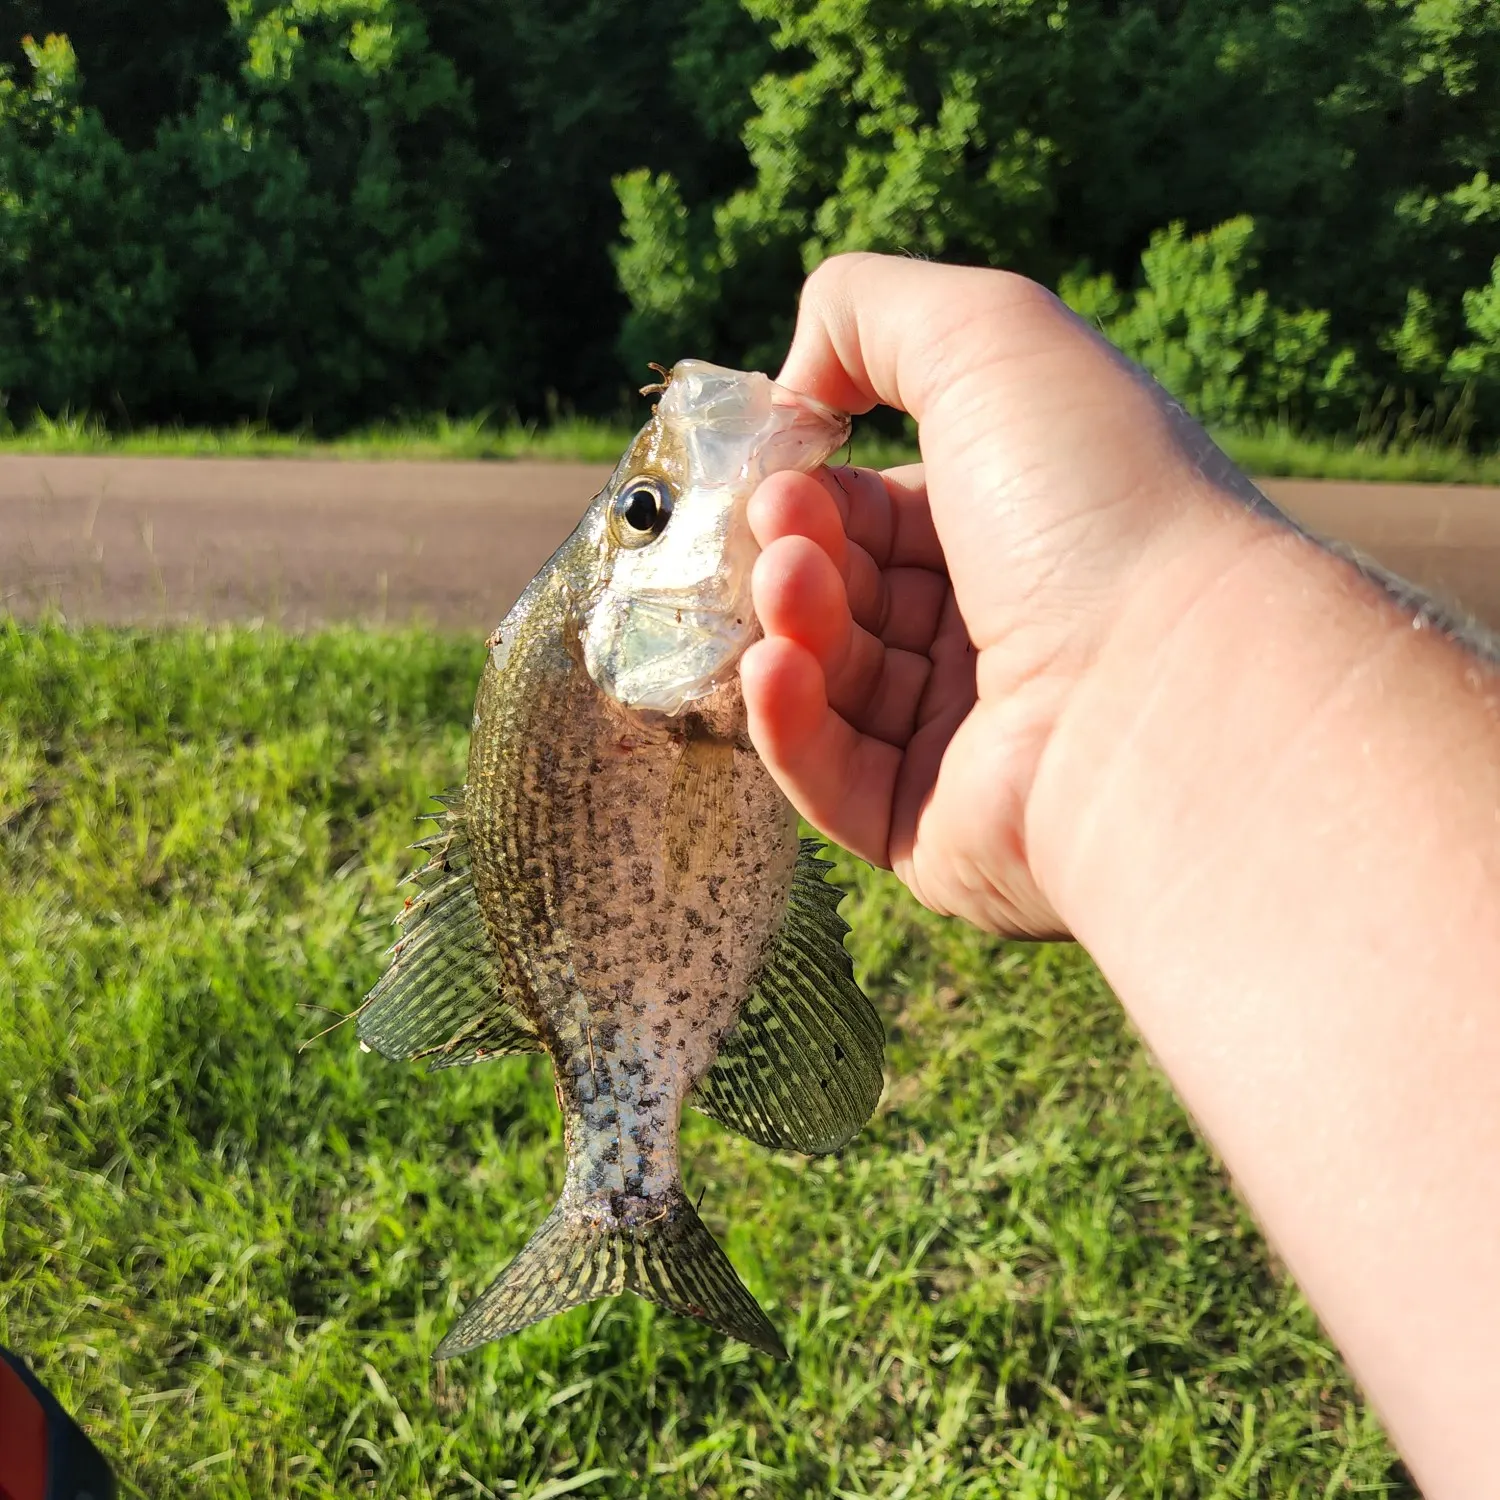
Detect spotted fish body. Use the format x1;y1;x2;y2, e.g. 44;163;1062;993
358;362;885;1360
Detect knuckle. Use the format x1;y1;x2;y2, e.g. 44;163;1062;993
799;251;881;317
963;265;1059;325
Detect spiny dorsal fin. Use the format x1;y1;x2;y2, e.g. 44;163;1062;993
692;838;884;1155
434;1185;785;1361
358;787;540;1069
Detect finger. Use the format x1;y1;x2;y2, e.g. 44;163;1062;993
749;470;849;574
916;588;977;733
830;463;945;572
749;469;896;637
838;647;931;749
877;568;949;654
751;464;944;579
740;636;898;868
754;536;933;748
753;534;853;668
777;252;1054;423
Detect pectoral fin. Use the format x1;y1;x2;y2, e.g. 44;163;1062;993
692;839;884;1155
358;788;539;1068
662;734;736;894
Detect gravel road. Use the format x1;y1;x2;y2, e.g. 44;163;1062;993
3;454;1496;634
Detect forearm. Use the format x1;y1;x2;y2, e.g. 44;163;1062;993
1030;488;1500;1496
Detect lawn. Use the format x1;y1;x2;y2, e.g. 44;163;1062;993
3;409;1500;486
0;622;1410;1498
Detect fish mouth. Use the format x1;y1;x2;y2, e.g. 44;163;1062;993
660;361;851;485
583;362;852;718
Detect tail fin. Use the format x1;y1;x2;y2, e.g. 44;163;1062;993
434;1188;787;1361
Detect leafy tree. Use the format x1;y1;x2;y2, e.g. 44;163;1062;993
3;0;1500;437
150;0;497;425
1;2;510;426
419;0;773;408
1063;218;1359;430
614;0;1065;372
0;0;234;147
1450;258;1500;419
0;35;184;418
613;0;1500;440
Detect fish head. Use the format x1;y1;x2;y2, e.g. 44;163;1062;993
580;360;851;717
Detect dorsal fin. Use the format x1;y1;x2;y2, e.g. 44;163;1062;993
358;788;540;1069
692;839;884;1155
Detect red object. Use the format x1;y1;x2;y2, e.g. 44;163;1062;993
0;1355;48;1500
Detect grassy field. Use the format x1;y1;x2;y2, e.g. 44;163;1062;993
0;622;1411;1498
3;408;1500;485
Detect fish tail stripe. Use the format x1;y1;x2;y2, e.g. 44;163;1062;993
586;1231;622;1303
617;1193;787;1360
435;1190;786;1362
636;1230;676;1308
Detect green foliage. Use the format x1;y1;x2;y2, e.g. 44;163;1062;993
612;0;1063;373
0;36;180;414
418;0;772;410
0;622;1413;1496
2;0;1500;440
613;170;719;383
611;0;1500;442
160;0;497;424
1;0;233;145
0;8;502;427
1450;257;1500;393
1062;219;1360;430
0;0;777;423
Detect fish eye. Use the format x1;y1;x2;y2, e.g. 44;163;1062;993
612;476;672;547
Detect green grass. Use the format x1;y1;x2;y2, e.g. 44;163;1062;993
5;407;1500;484
0;411;636;464
0;621;1409;1498
1217;426;1500;485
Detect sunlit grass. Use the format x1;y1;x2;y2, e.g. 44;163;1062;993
4;408;1500;485
0;410;633;464
1218;424;1500;485
0;622;1411;1497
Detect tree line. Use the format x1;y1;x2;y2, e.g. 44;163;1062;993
2;0;1497;441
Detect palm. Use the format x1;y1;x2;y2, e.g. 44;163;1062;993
739;256;1210;935
742;462;1064;931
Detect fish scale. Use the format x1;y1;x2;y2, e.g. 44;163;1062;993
356;361;886;1361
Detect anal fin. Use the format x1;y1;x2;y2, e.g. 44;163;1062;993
435;1187;785;1361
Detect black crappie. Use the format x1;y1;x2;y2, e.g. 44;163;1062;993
358;361;885;1360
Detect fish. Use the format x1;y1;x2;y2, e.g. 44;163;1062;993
356;360;886;1361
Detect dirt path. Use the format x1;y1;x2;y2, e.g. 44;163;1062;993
2;454;1497;634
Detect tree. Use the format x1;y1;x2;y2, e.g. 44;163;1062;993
1063;218;1359;430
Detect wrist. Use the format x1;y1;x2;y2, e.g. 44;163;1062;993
1020;455;1500;1499
1023;481;1399;946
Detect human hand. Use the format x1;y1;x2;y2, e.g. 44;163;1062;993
740;253;1275;934
740;256;1500;1498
